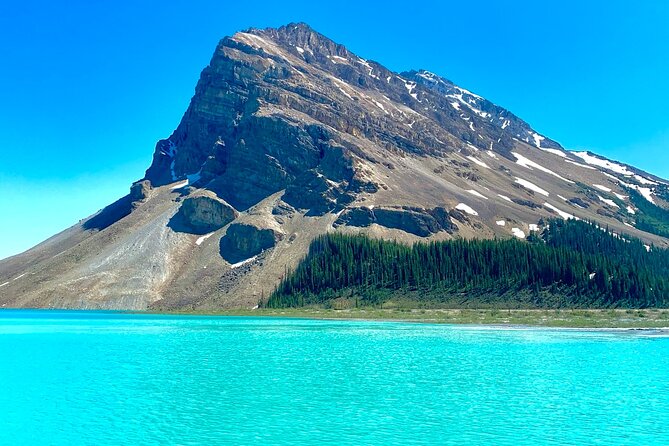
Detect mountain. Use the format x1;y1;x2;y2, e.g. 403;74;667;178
1;23;668;310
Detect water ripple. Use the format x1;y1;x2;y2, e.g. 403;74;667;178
0;312;668;445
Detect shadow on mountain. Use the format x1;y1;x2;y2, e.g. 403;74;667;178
166;211;205;235
219;223;280;264
83;195;133;231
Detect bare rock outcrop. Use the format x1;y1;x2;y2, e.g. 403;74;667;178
334;206;457;236
219;223;283;263
171;191;238;235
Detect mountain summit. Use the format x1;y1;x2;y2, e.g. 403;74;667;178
2;23;668;310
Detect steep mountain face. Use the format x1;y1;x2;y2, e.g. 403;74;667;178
2;23;668;310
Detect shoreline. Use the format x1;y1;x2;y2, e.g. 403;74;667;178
151;307;669;330
2;307;669;330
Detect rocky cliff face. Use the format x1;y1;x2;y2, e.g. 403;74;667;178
2;23;668;310
171;191;238;235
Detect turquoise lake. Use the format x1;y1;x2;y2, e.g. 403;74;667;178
1;311;668;445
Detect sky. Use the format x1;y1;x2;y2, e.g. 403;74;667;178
1;0;668;259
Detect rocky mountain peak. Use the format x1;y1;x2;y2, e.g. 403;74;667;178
139;22;668;227
249;22;346;57
3;22;667;311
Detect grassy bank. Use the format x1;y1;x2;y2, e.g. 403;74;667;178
176;307;669;328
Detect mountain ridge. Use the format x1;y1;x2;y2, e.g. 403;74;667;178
1;22;667;310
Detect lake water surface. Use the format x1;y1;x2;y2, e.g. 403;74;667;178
1;310;668;445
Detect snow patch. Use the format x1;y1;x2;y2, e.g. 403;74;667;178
356;58;379;79
531;132;545;148
515;177;549;196
455;85;483;100
496;220;506;226
0;282;9;288
598;195;619;208
626;206;636;215
528;224;539;231
338;87;353;100
466;156;489;169
445;90;489;118
295;46;304;54
634;175;657;185
455;203;478;216
512;152;574;183
593;184;612;192
571;151;633;176
638;187;655;204
196;232;215;246
230;255;258;269
497;194;513;203
540;148;567;158
416;70;437;81
239;33;272;48
544;202;575;220
170;180;189;190
619;180;655;204
467;189;488;200
159;141;178;181
511;228;526;239
373;100;388;113
565;159;597;170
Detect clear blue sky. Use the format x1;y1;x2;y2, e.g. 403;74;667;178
1;0;668;259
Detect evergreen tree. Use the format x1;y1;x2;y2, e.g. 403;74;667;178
266;219;669;309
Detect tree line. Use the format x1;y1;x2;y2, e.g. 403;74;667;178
266;219;669;308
